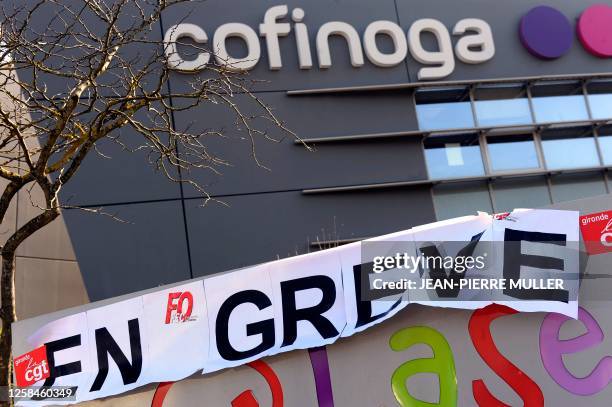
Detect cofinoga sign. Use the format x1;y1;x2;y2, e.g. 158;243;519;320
163;5;496;80
163;4;612;81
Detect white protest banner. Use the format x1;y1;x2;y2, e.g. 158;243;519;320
142;281;209;382
410;213;494;307
17;313;93;406
83;297;149;401
492;209;580;318
10;209;582;405
269;250;346;352
203;263;278;373
339;229;415;337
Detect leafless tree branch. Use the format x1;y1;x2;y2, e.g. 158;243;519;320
0;1;308;398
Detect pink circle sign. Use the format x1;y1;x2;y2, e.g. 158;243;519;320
577;4;612;57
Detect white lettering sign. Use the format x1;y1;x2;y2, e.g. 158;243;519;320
163;5;495;79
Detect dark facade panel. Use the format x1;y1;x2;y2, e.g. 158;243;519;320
161;0;410;93
185;188;436;277
397;0;612;83
173;91;425;198
6;0;166;98
59;114;183;207
63;200;191;301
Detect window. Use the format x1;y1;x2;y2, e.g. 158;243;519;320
550;173;607;203
415;87;474;131
597;130;612;166
531;83;589;123
475;99;533;127
473;85;532;127
541;128;600;170
424;134;484;179
417;82;612;214
587;94;612;120
433;182;492;220
486;134;539;172
492;177;552;212
532;95;589;123
586;81;612;120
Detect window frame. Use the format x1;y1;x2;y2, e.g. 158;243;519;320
412;80;612;218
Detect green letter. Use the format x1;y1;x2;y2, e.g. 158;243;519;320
389;326;457;407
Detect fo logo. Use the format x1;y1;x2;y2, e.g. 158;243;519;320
520;5;612;59
14;345;50;387
165;291;195;324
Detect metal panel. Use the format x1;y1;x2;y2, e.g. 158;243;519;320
62;200;191;301
58;117;183;207
184;188;435;277
4;0;165;98
172;91;425;198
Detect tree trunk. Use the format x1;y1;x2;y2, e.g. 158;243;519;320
0;250;16;407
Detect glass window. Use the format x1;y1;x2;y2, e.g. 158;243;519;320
531;82;589;123
597;133;612;165
486;135;539;172
415;87;474;131
475;99;532;126
492;177;552;212
433;182;493;220
541;130;600;170
587;94;612;120
473;85;532;127
551;173;607;203
531;95;589;123
586;80;612;120
424;135;484;180
416;102;475;131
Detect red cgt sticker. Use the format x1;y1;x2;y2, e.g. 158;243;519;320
13;345;50;387
579;210;612;255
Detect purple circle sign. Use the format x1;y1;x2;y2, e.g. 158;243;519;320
520;6;572;59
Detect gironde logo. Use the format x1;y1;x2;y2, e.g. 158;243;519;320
13;345;51;387
579;210;612;255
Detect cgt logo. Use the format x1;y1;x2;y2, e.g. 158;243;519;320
165;291;195;324
13;345;51;387
520;4;612;59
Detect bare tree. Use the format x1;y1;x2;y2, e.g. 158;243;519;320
0;0;301;395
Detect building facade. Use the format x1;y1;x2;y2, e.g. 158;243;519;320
7;0;612;312
6;2;612;406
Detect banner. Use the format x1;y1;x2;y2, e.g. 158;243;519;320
204;263;278;373
12;208;581;405
409;212;494;308
492;209;579;317
142;281;209;382
22;313;93;403
269;250;346;352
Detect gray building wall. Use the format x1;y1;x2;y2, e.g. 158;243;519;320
0;77;89;320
